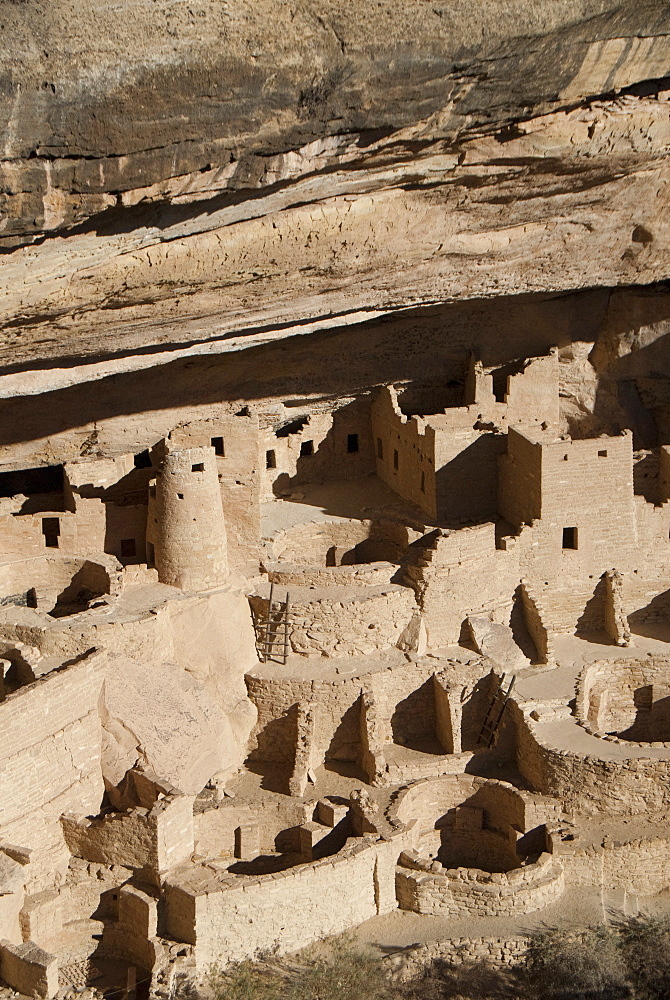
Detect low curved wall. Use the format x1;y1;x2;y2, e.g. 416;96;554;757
576;656;670;742
512;702;670;815
390;775;536;840
396;850;564;917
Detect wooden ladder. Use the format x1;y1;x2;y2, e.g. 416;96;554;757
254;582;292;664
478;672;516;747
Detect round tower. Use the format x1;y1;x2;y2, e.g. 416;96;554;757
153;445;228;591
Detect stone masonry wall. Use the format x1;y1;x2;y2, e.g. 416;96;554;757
512;702;670;815
0;651;106;886
396;851;564;917
164;836;403;972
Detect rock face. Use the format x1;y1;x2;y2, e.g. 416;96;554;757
0;0;669;370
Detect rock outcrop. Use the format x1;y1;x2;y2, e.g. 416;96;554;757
0;0;669;372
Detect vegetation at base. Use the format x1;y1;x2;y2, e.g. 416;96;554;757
205;916;670;1000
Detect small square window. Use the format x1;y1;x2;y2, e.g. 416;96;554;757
563;454;569;461
211;436;225;456
120;538;136;558
266;449;276;470
300;440;314;457
347;433;359;453
393;449;399;471
598;449;608;458
191;463;204;472
562;526;578;550
377;438;383;460
177;492;184;500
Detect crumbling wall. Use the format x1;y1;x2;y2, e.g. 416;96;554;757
404;524;519;648
61;792;194;885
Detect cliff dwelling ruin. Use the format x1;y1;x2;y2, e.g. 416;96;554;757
1;0;670;996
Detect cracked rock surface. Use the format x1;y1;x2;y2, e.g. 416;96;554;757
0;0;669;369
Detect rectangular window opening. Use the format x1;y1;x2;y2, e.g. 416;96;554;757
377;438;383;460
393;449;399;471
134;450;152;469
120;538;136;558
42;517;60;548
598;449;608;458
562;526;578;550
300;440;314;457
211;436;225;456
191;463;204;472
347;433;359;453
420;471;426;493
266;449;276;470
146;542;155;568
149;484;157;499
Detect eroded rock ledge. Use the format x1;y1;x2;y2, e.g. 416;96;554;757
0;0;669;369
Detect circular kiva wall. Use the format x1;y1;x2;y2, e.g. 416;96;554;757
577;656;670;743
390;776;563;917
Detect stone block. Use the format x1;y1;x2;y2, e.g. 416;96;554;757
0;939;58;998
315;799;349;828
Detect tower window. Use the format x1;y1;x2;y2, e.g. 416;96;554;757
377;438;383;460
420;471;425;493
598;449;608;458
42;517;60;548
146;542;155;568
191;463;204;472
393;449;399;471
562;526;578;550
149;484;156;499
266;449;276;469
134;450;152;469
347;433;359;453
300;440;314;457
120;538;136;558
211;436;225;456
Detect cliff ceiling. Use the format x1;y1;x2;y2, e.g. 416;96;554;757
0;0;669;381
